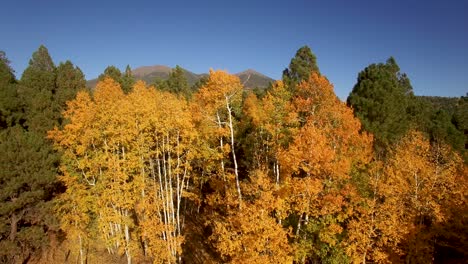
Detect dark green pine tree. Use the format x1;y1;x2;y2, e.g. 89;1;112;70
454;95;468;160
423;97;466;160
166;65;190;98
190;74;208;93
153;77;169;91
0;48;61;263
20;45;58;133
0;51;23;128
429;109;465;150
347;57;413;154
55;60;86;120
282;45;320;92
409;95;466;160
0;51;15;83
121;64;136;94
98;65;122;84
0;126;59;263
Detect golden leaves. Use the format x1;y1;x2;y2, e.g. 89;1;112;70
209;170;293;263
48;67;465;263
50;78;198;263
195;69;243;113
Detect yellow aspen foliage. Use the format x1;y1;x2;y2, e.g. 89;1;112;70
383;131;465;263
346;161;407;264
242;81;298;183
193;69;244;208
281;73;373;181
278;72;373;262
49;78;198;263
44;66;466;264
208;170;293;263
347;131;466;263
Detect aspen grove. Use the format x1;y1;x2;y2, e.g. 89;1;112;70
0;46;466;264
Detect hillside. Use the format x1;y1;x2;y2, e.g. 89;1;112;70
235;69;274;89
86;66;273;89
417;95;460;115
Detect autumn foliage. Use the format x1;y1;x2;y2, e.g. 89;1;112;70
44;71;466;264
2;45;465;264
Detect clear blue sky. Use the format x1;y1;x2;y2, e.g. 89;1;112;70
1;0;467;99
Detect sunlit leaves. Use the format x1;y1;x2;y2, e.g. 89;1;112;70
50;78;198;263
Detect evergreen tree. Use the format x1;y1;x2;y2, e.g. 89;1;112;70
429;109;465;153
453;95;468;157
190;74;208;93
282;45;320;92
20;45;57;133
0;51;22;128
0;46;85;262
98;65;122;84
0;126;59;263
152;77;169;91
121;65;135;93
0;51;15;84
1;48;61;261
347;57;413;154
55;61;86;117
97;65;137;93
410;95;466;160
166;65;190;98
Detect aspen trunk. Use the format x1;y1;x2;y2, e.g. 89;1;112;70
226;97;242;208
124;222;131;264
79;234;84;264
216;112;226;181
296;213;303;236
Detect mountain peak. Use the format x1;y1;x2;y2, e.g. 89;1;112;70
87;66;274;89
133;65;172;77
233;69;274;88
236;68;266;77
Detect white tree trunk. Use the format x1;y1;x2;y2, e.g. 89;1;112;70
226;97;242;209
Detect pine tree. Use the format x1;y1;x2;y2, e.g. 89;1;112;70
121;65;135;94
0;126;59;263
98;65;122;84
347;57;413;154
55;60;86;123
0;51;15;84
0;46;84;263
0;51;22;128
166;65;190;98
282;46;320;92
20;45;57;133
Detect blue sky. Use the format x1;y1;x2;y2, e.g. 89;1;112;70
1;0;467;99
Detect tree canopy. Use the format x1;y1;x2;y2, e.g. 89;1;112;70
282;45;320;91
0;45;466;264
347;57;413;153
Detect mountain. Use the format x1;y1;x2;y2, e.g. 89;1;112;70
86;66;274;89
133;66;208;87
235;69;274;89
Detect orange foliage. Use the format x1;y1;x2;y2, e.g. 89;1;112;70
49;78;198;263
208;170;293;263
278;72;373;262
347;131;466;263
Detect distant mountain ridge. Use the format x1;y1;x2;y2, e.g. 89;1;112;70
132;65;172;77
86;65;274;89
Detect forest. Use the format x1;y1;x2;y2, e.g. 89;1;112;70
0;45;466;264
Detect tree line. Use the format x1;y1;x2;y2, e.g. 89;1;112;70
0;45;466;263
